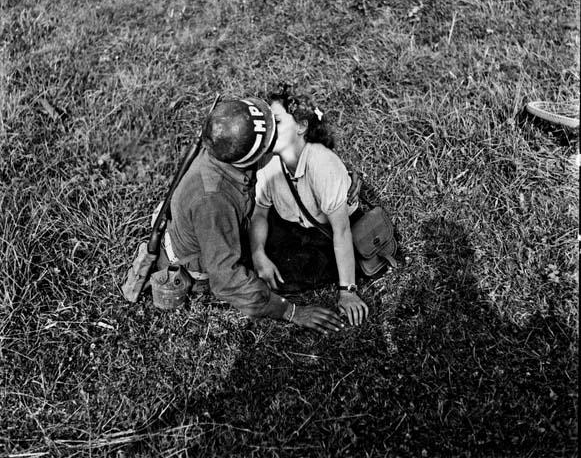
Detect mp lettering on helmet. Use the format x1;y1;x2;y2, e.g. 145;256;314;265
253;119;266;133
248;105;263;117
229;98;275;168
247;105;267;133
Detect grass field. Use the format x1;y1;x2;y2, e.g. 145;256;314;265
1;0;579;456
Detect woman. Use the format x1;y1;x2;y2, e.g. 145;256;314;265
250;86;369;326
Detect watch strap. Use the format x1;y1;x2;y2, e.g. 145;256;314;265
338;284;358;292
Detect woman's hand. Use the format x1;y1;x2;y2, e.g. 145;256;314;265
338;291;369;326
252;252;284;290
292;306;345;335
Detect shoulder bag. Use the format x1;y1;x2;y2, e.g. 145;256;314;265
280;160;397;277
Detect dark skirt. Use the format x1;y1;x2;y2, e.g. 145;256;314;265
261;208;363;293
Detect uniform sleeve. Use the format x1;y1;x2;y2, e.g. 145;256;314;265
255;162;273;209
192;193;273;317
310;150;351;215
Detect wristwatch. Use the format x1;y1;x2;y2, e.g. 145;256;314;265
338;284;358;293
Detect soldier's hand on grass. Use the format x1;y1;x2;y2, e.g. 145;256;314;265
338;291;369;326
291;306;345;335
253;252;284;290
347;170;362;206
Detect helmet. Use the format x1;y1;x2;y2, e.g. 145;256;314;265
203;97;276;168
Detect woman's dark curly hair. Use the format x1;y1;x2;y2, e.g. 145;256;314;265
267;83;335;150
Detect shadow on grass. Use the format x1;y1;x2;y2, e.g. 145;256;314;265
131;218;577;457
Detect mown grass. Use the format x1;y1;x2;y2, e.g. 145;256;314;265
0;0;578;456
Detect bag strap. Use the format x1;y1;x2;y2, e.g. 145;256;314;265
280;158;332;240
